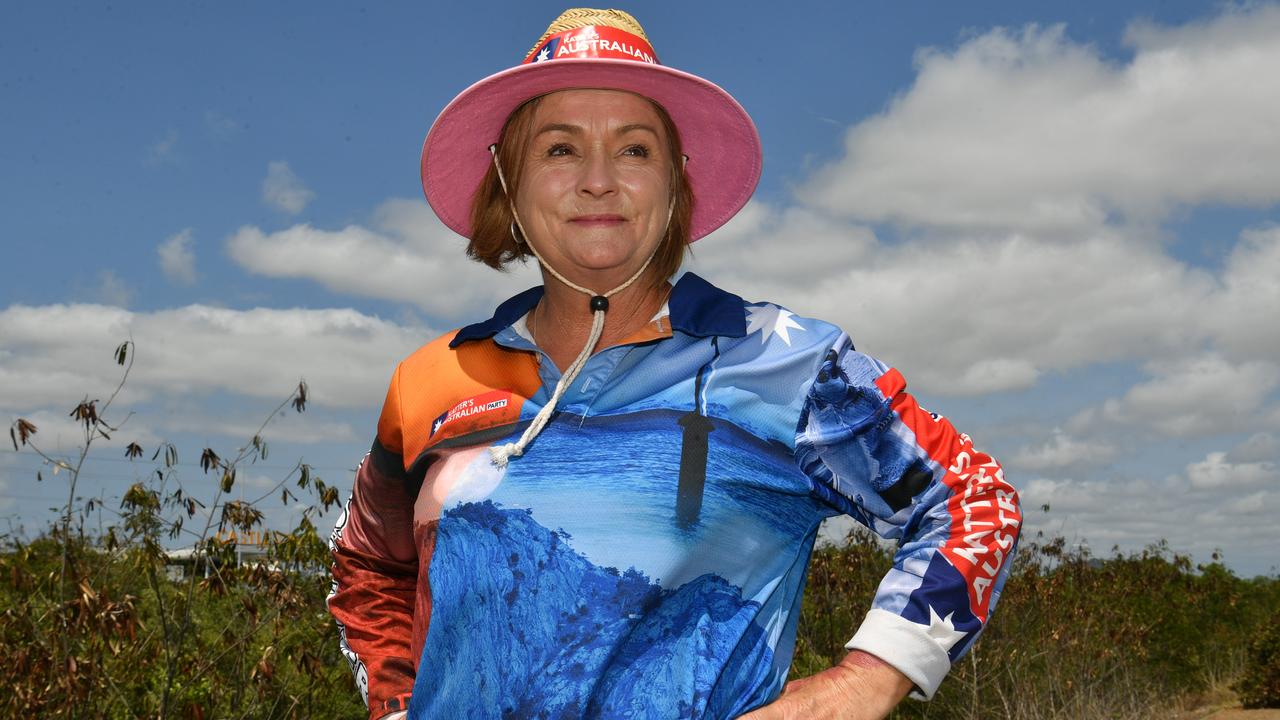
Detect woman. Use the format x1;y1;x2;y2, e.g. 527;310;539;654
329;9;1021;720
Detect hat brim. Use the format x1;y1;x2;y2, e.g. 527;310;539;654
421;58;762;242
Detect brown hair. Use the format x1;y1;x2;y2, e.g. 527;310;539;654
467;93;693;288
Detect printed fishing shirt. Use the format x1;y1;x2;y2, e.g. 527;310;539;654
328;273;1021;720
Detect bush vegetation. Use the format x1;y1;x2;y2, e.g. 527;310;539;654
4;343;1277;718
1235;615;1280;710
795;529;1280;718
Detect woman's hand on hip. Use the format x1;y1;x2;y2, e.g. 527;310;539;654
737;651;912;720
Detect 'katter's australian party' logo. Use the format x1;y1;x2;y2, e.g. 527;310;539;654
431;390;514;438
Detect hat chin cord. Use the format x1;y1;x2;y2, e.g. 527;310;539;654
486;145;671;467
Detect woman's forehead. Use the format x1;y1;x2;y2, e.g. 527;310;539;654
531;89;667;135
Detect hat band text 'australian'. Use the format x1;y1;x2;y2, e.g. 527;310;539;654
522;25;659;65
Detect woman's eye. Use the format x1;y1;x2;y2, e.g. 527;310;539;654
547;143;573;157
622;144;650;158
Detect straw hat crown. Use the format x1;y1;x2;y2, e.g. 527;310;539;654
525;8;652;61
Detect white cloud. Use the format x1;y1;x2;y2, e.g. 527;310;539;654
1011;429;1117;473
262;161;315;215
228;198;540;321
801;6;1280;233
1228;433;1279;464
165;413;357;445
204;110;240;139
687;201;878;297
157;229;197;285
3;406;161;460
93;270;135;308
1021;471;1278;575
1208;225;1280;360
1089;354;1280;437
0;303;430;413
818;461;1280;575
1186;451;1276;490
693;222;1213;396
146;129;179;165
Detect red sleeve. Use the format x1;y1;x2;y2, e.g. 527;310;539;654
328;365;419;719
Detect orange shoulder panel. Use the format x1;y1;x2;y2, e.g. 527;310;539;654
379;331;543;471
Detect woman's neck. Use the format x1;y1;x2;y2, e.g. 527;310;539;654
531;273;670;372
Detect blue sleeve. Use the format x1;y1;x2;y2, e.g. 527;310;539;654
795;333;1021;699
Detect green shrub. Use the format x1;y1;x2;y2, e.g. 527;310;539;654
1236;615;1280;708
794;529;1280;720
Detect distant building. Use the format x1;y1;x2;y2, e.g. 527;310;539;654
164;529;272;579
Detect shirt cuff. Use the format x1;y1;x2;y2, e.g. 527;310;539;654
845;608;951;700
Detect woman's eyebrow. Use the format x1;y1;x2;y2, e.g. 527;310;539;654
615;123;660;138
533;122;660;138
535;122;582;137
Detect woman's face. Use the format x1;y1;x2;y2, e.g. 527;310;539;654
515;89;674;290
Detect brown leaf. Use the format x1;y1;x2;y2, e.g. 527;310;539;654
69;399;99;429
291;380;308;413
321;485;339;511
124;442;143;459
10;418;37;449
199;447;221;473
114;341;129;366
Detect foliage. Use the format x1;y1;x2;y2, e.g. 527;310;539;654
4;342;362;719
794;529;1280;720
5;341;1277;718
1235;612;1280;708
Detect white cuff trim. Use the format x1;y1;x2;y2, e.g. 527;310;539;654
845;608;952;700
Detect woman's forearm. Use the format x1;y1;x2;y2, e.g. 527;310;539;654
738;651;912;720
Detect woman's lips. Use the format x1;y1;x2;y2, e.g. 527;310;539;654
569;214;626;226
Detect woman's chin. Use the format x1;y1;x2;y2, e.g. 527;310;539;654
547;256;649;288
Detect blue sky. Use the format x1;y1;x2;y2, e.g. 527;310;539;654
2;1;1278;576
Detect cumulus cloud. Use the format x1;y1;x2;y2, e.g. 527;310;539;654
1207;225;1280;360
0;303;430;413
93;270;135;308
1021;470;1278;575
146;129;179;165
1227;433;1279;464
226;5;1280;398
204;110;241;139
693;218;1214;395
687;201;878;298
228;198;540;320
1186;451;1276;490
165;414;357;445
1010;429;1117;473
157;229;197;285
801;5;1280;233
1079;354;1280;437
262;161;315;215
1004;431;1279;574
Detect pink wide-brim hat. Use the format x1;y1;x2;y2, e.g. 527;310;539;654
420;9;762;243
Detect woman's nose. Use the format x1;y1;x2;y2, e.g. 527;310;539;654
577;148;618;198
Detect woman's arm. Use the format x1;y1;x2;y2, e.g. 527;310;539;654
740;651;912;720
328;366;420;720
787;335;1022;708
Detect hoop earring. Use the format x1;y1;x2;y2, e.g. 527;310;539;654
510;220;525;245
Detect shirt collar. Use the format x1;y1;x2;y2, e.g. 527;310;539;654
449;272;746;348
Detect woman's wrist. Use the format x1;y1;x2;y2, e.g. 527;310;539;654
740;650;912;720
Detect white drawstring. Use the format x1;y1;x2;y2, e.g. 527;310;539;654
486;144;670;467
